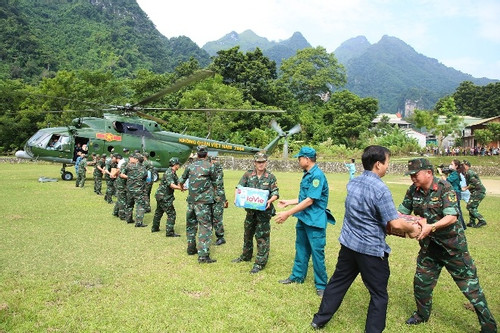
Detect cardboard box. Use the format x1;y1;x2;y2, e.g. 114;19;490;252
235;186;269;211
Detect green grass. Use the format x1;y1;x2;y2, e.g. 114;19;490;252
0;163;498;332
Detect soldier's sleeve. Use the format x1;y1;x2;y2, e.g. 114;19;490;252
179;167;189;184
440;181;459;216
269;174;279;199
237;171;249;187
397;187;414;215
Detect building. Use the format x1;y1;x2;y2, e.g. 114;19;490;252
462;115;500;149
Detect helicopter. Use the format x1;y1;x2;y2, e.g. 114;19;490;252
15;70;300;181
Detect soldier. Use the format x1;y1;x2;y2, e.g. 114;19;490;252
121;153;148;227
178;145;220;264
142;152;154;213
151;157;184;236
93;153;106;195
112;155;128;220
398;158;496;333
210;156;227;246
75;153;87;188
104;154;118;204
461;160;487;228
232;152;279;274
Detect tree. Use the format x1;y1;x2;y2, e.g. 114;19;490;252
474;129;493;146
279;47;346;104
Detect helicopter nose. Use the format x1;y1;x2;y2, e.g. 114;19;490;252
15;150;32;160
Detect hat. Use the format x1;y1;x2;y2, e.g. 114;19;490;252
293;146;316;158
405;158;433;175
143;152;149;158
115;154;122;160
101;154;107;158
254;152;268;162
462;160;471;167
169;157;180;166
129;153;138;159
197;145;208;154
123;148;129;153
91;152;96;156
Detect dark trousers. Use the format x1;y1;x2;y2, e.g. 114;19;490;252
313;245;390;333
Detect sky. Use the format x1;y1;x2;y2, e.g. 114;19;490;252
136;0;500;80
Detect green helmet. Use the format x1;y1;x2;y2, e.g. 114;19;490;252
169;157;180;166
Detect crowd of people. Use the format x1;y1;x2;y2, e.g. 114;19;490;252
74;144;495;333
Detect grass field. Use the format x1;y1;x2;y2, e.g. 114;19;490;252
0;162;498;332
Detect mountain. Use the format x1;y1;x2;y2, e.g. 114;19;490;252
335;35;495;113
202;30;311;68
0;0;210;82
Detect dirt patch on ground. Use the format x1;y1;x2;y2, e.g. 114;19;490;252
387;178;500;196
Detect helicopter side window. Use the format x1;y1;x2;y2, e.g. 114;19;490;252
112;121;152;137
47;135;61;150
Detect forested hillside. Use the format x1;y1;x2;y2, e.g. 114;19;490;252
0;0;210;83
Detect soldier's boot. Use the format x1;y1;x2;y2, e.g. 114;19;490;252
466;220;476;228
198;256;217;264
475;220;487;228
187;247;197;255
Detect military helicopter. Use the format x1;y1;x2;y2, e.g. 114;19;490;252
15;70;299;181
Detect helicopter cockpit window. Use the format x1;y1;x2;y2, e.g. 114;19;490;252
47;135;61;150
112;121;152;137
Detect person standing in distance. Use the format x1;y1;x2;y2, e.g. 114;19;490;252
178;145;220;264
275;146;329;297
344;158;356;180
461;160;487;228
232;152;279;274
311;145;422;332
398;158;496;333
151;157;184;236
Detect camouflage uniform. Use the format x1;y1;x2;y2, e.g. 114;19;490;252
179;153;219;259
211;159;226;242
399;176;497;332
142;157;154;213
464;168;487;227
236;167;279;270
152;166;179;234
113;159;128;220
104;158;117;203
94;156;105;195
75;157;87;188
124;157;148;226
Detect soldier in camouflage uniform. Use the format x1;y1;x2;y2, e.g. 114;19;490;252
462;160;488;228
152;157;184;235
210;156;227;246
398;158;497;333
178;145;220;264
122;153;148;227
232;152;279;274
94;154;106;195
104;154;118;204
142;152;154;213
75;153;87;188
113;155;128;220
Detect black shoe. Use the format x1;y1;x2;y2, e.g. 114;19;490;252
279;278;296;284
215;238;226;245
112;213;119;217
187;249;197;255
135;223;148;228
466;222;476;227
405;313;427;325
316;289;324;297
151;228;160;233
166;233;181;237
231;257;249;263
198;256;217;264
311;322;324;330
250;266;262;274
127;219;135;224
474;221;487;228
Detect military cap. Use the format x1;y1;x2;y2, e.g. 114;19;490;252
293;146;316;158
115;154;122;160
405;158;433;175
254;152;268;162
462;160;471;167
169;157;180;166
123;148;129;153
143;152;149;158
101;153;107;158
91;152;96;156
197;145;208;153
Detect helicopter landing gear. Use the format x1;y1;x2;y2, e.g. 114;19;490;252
61;164;74;181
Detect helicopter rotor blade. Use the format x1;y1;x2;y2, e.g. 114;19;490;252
140;108;285;113
133;70;215;107
288;123;302;136
270;119;285;136
136;111;168;125
283;138;289;159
